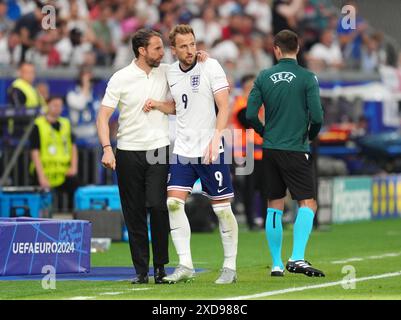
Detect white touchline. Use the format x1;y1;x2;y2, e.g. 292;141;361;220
222;271;401;300
127;288;153;291
331;251;401;264
68;296;96;300
99;292;124;295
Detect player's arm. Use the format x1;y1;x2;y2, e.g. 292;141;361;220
204;88;230;163
214;89;230;133
246;75;265;137
143;99;176;115
204;59;230;163
306;74;324;141
96;105;116;170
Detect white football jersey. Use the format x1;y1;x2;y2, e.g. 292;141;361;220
167;58;229;157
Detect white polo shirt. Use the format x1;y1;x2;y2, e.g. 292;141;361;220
102;61;170;151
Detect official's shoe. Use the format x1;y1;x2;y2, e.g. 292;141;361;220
131;273;149;284
270;266;285;277
154;266;167;284
215;267;237;284
162;265;195;284
286;260;325;277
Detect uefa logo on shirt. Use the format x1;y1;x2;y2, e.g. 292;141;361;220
190;75;200;88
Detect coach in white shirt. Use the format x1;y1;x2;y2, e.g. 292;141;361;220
96;29;175;285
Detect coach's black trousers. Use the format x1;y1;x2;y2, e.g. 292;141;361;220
115;147;170;275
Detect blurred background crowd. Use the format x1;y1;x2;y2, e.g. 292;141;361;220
0;0;399;79
1;0;401;227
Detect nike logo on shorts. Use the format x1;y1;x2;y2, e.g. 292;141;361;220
217;187;227;193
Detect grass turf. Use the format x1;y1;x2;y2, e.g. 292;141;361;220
1;218;401;300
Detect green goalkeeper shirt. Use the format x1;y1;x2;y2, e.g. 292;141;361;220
246;58;324;153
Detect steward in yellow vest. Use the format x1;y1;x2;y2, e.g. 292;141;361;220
8;63;46;109
30;96;79;190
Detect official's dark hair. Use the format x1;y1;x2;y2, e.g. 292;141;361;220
274;29;299;54
131;29;162;58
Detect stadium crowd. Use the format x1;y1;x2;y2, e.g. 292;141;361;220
1;0;400;225
0;0;396;79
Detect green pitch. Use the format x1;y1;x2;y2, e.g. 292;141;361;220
1;218;401;300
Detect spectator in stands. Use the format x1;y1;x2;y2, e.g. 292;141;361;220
136;0;159;27
0;0;14;34
272;0;304;35
218;0;240;19
307;28;343;72
56;26;92;67
232;33;255;80
91;4;116;66
62;0;96;50
2;31;21;66
336;1;368;69
361;33;385;72
13;0;45;63
221;10;244;41
16;0;36;16
190;7;222;48
245;0;272;34
300;0;335;49
30;96;80;210
7;62;45;108
25;32;61;68
66;67;100;143
250;33;273;70
0;24;10;65
57;0;89;23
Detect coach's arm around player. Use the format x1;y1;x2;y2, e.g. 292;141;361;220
143;99;176;115
96;105;116;170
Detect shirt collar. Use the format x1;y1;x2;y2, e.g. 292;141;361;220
179;58;198;73
131;59;156;76
279;58;298;64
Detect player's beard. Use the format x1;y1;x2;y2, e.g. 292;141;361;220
180;55;196;69
145;56;161;68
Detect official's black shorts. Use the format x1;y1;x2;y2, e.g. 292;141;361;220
262;149;316;201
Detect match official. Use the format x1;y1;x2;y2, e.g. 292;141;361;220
246;29;325;278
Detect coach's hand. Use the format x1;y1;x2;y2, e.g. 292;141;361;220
143;99;155;113
102;147;116;170
197;50;209;62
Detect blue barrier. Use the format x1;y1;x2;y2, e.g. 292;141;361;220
74;185;121;211
0;190;52;218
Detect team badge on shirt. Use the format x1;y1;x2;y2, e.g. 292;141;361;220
270;72;296;84
190;75;200;88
